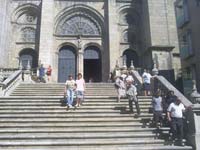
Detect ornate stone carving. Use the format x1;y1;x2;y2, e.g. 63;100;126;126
57;14;101;36
21;27;36;42
26;14;35;23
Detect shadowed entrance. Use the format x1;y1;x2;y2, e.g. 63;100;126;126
84;46;101;82
123;49;139;68
19;48;38;70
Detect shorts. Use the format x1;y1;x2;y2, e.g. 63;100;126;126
76;90;84;99
143;83;150;91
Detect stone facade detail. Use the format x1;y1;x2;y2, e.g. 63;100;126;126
0;0;181;82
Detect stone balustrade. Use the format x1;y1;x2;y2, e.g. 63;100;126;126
0;68;19;80
0;70;22;96
151;75;200;150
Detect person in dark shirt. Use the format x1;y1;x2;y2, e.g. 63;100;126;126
38;64;45;83
166;91;177;106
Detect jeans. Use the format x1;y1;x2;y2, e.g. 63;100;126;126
67;89;74;106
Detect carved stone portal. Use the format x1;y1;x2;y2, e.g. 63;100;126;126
57;15;101;36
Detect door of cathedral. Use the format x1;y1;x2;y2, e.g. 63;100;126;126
84;46;101;82
58;46;76;83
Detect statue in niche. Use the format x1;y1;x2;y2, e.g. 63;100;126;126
153;54;159;69
77;35;82;50
26;14;34;23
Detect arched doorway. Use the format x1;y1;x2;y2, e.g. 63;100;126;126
58;46;77;83
123;49;139;68
84;46;102;82
19;48;38;70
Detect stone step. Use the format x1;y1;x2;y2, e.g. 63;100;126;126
0;127;170;133
0;120;143;127
10;94;118;97
0;100;152;104
11;91;117;94
0;117;142;122
19;83;114;86
0;97;152;101
0;145;192;150
0;113;154;119
0;101;151;106
0;105;151;110
2;83;191;150
3;96;116;99
0;102;152;107
14;87;116;90
0;138;165;146
0;132;156;139
0;108;151;113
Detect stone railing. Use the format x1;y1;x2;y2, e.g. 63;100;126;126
0;68;19;80
151;75;200;149
152;75;193;106
131;70;143;94
0;70;22;96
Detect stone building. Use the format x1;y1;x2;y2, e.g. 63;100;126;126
0;0;181;83
175;0;200;94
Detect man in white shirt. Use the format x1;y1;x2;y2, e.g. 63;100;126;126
64;75;76;108
142;69;152;96
167;98;186;146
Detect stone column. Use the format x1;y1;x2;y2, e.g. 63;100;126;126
0;0;10;68
77;37;84;76
106;0;120;78
77;51;84;76
38;0;54;67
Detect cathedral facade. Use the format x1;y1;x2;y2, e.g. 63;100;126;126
0;0;181;82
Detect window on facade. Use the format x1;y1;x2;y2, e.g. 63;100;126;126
21;27;36;42
123;31;128;43
196;0;200;6
180;30;193;59
175;0;189;27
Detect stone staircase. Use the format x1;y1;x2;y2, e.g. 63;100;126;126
0;83;193;150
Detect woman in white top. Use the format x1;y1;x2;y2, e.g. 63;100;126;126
115;77;126;102
75;73;86;107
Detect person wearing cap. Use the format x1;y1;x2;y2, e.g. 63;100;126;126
64;75;76;108
167;98;185;146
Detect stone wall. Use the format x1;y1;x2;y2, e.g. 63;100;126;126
0;0;182;82
0;0;11;68
144;0;181;78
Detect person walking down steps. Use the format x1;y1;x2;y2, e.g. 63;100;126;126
64;75;76;108
115;76;126;103
75;73;86;107
126;81;140;117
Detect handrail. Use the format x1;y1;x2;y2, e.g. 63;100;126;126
0;70;22;96
3;70;21;88
153;75;193;107
131;70;143;92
